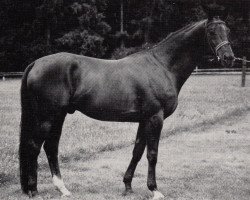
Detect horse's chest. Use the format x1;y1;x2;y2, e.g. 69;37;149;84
150;83;178;118
163;94;178;117
159;93;178;117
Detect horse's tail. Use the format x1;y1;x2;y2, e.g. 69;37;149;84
19;62;36;193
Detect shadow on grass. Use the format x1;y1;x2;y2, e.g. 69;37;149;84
58;142;133;164
0;173;17;186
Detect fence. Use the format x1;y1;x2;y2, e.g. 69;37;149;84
192;67;250;75
0;72;23;80
0;58;249;86
193;56;249;87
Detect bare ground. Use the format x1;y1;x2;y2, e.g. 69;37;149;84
1;111;250;200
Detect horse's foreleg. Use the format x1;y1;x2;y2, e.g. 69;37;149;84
123;122;146;195
43;113;71;197
145;111;164;200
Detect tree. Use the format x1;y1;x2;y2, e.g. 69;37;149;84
0;0;37;71
56;0;111;57
0;0;249;71
36;0;64;50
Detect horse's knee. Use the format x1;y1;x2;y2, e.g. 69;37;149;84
132;141;145;162
147;150;158;165
26;139;43;159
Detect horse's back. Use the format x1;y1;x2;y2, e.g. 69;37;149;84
25;52;135;112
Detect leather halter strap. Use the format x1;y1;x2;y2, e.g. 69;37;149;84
215;40;230;54
205;20;230;60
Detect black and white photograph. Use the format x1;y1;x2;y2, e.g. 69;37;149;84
0;0;249;199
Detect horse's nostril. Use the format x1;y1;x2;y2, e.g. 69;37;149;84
224;54;234;61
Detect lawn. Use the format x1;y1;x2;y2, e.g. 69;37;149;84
0;75;249;188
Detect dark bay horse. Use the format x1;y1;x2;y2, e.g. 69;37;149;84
19;10;234;200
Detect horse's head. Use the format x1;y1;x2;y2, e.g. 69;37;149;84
202;3;235;67
205;17;234;67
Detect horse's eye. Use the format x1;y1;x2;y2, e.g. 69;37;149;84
208;30;216;36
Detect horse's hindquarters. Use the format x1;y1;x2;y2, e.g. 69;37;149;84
27;58;74;110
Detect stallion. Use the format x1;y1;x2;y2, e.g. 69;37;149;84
19;6;234;200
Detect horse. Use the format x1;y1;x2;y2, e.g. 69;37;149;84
19;7;234;200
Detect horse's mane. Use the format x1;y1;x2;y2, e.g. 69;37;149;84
154;20;206;47
126;19;207;58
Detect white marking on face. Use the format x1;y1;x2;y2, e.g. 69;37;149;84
152;190;164;200
52;175;71;197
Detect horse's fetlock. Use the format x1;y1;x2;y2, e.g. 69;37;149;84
27;180;38;193
28;189;38;198
147;181;157;191
123;175;132;184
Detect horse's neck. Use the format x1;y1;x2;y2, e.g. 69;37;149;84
151;20;207;92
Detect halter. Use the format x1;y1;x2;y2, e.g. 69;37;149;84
205;20;230;61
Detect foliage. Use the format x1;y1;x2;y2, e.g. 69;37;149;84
111;46;142;59
55;0;111;57
56;30;107;57
0;0;249;71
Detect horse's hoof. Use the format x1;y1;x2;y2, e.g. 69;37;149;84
152;190;164;200
122;188;134;196
28;190;38;198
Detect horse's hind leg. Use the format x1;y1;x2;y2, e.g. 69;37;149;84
19;135;44;197
20;95;45;197
123;122;146;195
43;111;71;197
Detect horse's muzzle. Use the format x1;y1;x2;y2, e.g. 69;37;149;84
221;52;235;67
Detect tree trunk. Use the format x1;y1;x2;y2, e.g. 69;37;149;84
120;0;124;48
145;0;156;43
46;26;51;47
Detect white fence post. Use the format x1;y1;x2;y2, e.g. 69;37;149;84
195;66;198;74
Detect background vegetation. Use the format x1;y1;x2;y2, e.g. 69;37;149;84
0;0;249;72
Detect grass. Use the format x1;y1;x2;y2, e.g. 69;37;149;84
0;75;249;188
1;113;249;200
